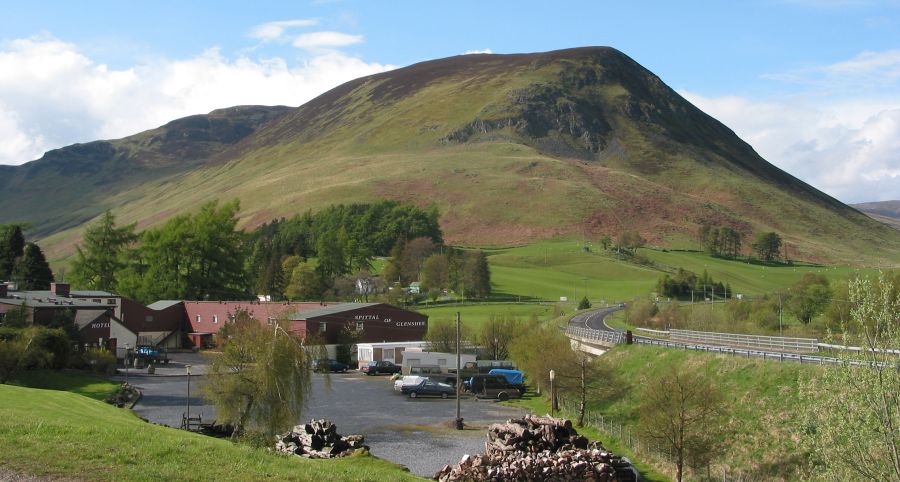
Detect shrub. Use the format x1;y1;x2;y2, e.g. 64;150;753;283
624;300;658;326
32;328;71;369
84;348;117;375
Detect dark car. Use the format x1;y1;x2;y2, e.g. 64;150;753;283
401;380;456;399
466;374;522;401
313;359;348;373
362;360;401;376
134;345;169;364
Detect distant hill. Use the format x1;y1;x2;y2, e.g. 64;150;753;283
852;201;900;230
1;47;898;266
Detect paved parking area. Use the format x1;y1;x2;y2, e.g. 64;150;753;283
129;354;526;477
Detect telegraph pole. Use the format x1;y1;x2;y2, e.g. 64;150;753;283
455;312;462;430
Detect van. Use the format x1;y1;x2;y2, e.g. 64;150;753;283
466;374;521;401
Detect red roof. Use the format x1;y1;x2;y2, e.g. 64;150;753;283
184;301;332;334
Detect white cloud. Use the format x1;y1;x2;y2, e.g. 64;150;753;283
292;31;363;50
249;19;319;42
0;35;395;165
462;49;493;55
677;48;900;203
682;91;900;203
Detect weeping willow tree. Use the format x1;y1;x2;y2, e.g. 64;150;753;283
802;272;900;481
204;316;320;439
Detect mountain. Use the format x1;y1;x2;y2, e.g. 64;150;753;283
852;201;900;230
1;47;898;265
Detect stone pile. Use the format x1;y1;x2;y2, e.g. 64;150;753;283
275;419;367;459
434;415;636;482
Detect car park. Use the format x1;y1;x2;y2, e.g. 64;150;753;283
401;379;456;399
363;360;402;375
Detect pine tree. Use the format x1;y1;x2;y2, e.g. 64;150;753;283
13;242;54;290
0;225;25;280
70;211;136;291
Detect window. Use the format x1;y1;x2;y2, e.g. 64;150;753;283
145;315;153;322
107;299;116;305
267;317;276;326
438;358;447;366
196;315;201;323
356;321;364;332
319;322;327;332
213;315;218;324
383;348;394;361
93;299;101;304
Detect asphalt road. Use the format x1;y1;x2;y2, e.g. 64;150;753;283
569;306;622;332
129;355;526;478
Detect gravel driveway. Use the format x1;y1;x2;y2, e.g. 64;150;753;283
129;354;526;478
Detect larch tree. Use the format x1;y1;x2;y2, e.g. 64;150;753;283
70;211;136;292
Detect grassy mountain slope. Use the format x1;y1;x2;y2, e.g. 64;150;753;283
852;200;900;230
3;47;898;265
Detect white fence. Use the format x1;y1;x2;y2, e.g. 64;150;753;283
565;326;623;345
669;329;819;353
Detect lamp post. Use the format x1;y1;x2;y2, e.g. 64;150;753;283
123;344;130;386
186;364;192;430
549;369;556;416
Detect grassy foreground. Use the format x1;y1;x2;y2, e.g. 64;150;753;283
0;383;420;481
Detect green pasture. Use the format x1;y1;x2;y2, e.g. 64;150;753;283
416;303;558;330
480;238;869;303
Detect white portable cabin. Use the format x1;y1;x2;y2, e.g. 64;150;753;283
401;348;476;372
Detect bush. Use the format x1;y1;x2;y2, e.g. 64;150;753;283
32;328;71;369
624;300;658;326
84;348;117;375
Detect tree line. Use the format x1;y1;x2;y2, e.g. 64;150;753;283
69;200;490;304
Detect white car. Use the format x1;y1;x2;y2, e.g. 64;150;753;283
394;375;428;392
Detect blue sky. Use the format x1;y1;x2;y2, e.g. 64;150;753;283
1;0;899;202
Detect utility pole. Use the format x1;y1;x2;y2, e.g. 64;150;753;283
455;312;462;430
779;293;784;336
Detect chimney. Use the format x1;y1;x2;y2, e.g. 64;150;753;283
50;282;70;298
0;283;7;298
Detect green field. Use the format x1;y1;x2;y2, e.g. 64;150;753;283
0;377;419;481
480;238;870;303
416;303;559;329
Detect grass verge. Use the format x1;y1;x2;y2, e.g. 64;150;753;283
0;383;421;481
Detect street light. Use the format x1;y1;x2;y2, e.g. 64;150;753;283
549;369;556;416
186;364;192;430
123;344;130;386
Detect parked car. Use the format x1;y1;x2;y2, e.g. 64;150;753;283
408;365;458;386
134;345;169;364
465;374;522;401
363;360;401;376
312;359;349;373
488;369;526;395
394;375;428;392
454;360;516;379
401;379;456;399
